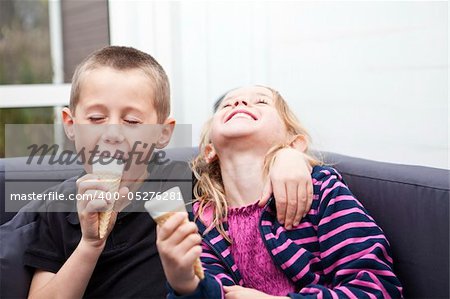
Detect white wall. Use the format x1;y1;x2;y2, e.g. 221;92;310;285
109;1;448;169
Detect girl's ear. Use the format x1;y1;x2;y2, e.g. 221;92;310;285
289;134;307;152
62;107;76;140
155;118;176;149
204;143;218;163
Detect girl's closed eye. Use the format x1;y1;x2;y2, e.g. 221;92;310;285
256;98;268;104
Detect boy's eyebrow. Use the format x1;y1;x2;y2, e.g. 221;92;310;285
122;106;147;117
83;103;107;111
83;103;146;116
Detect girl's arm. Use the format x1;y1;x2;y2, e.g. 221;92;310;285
166;241;238;299
289;168;403;298
159;213;236;299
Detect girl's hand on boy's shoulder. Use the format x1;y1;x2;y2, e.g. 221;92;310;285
224;285;289;299
76;174;129;249
259;148;313;230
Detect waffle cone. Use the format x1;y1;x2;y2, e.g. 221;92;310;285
95;173;121;239
155;212;205;280
98;210;113;239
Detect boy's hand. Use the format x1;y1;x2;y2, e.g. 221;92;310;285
259;148;313;229
224;285;289;299
156;212;202;295
76;174;129;248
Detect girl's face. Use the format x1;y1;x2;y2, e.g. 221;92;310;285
210;86;288;151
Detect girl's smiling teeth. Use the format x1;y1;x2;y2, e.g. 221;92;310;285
231;112;254;120
225;109;258;122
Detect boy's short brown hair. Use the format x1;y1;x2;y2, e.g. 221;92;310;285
69;46;170;123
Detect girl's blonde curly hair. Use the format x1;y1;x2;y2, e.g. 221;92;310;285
191;86;322;241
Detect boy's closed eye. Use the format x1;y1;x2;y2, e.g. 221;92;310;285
124;119;141;125
87;116;142;125
88;116;105;123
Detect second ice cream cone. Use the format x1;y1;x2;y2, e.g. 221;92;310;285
145;187;204;280
154;212;205;280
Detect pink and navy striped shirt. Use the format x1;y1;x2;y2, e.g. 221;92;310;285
168;166;403;298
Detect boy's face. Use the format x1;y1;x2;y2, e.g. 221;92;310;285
74;66;159;125
63;66;174;182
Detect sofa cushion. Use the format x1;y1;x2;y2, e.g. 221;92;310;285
323;152;449;298
0;204;40;299
0;155;83;225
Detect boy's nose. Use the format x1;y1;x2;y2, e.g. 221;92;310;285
102;125;125;144
233;99;248;107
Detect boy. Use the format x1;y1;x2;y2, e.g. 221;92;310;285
23;46;313;298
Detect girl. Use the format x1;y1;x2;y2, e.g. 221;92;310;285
157;86;403;298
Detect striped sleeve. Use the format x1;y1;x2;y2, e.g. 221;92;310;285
291;168;403;299
167;238;235;298
200;240;236;287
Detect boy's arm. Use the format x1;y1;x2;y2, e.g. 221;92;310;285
260;147;313;230
28;240;104;299
288;169;402;298
27;174;129;299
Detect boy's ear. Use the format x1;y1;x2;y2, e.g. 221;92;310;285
62;107;76;141
289;134;307;152
204;143;217;163
155;117;176;149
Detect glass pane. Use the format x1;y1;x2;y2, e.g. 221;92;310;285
0;0;52;84
0;0;54;157
0;107;54;157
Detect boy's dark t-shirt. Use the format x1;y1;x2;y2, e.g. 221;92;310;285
24;160;192;299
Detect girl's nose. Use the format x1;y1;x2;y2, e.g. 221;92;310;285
233;99;248;107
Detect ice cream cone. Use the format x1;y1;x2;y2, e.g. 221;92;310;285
145;187;204;280
92;159;124;239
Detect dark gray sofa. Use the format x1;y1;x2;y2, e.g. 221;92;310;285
1;148;449;298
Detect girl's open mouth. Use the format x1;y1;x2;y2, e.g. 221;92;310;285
225;109;258;122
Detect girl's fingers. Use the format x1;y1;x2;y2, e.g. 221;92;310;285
293;183;306;227
258;180;272;207
284;181;298;230
181;244;202;267
166;221;199;246
304;179;313;217
224;285;244;294
175;232;202;254
157;212;190;241
272;179;287;224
